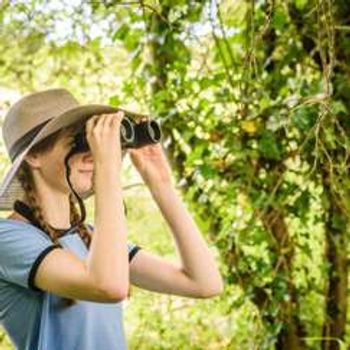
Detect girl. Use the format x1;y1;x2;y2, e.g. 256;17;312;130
0;88;223;349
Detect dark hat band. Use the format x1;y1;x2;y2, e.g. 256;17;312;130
9;119;51;162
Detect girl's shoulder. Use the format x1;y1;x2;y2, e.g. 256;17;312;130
0;217;35;230
0;218;54;244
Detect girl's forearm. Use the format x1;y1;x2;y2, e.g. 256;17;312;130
149;183;224;294
86;164;129;296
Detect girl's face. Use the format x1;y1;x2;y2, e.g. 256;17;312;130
28;132;95;197
26;126;127;197
42;135;94;195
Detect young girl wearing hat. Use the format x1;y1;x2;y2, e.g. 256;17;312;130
0;89;223;349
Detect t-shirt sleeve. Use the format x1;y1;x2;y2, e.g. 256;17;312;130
86;223;141;263
0;223;62;291
127;241;142;263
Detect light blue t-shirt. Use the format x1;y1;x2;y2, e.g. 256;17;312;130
0;219;141;350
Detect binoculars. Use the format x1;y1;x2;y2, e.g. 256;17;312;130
69;112;162;155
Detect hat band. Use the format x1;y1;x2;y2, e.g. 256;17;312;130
9;119;51;162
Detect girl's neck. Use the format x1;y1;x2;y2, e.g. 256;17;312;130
8;200;71;231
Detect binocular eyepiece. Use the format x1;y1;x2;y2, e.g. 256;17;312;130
69;114;162;155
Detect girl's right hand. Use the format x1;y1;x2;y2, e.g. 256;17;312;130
85;111;124;169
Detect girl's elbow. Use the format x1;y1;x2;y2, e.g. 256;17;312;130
200;281;224;298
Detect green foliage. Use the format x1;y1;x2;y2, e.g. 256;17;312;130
258;130;282;160
1;0;350;349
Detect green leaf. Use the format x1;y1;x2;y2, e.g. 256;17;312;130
295;0;308;10
109;94;122;107
258;131;282;160
293;190;310;217
199;163;217;179
112;23;129;42
331;212;346;231
331;100;347;115
292;106;317;132
272;7;288;31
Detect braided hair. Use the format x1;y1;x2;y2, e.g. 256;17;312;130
16;122;132;306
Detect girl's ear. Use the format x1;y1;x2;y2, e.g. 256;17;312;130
24;154;42;169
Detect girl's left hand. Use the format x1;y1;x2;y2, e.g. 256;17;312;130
127;118;173;187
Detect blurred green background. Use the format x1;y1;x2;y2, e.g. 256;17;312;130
0;0;350;349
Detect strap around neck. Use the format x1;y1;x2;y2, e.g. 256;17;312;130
13;199;75;234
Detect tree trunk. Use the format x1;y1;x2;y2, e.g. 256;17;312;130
262;208;306;350
288;4;350;348
321;186;348;350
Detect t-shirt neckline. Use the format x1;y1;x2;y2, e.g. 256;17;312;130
0;218;78;236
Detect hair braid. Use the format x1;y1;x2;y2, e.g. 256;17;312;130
17;163;62;243
16;162;132;303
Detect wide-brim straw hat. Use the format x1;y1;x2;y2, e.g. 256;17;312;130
0;88;135;211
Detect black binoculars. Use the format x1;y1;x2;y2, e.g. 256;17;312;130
69;113;162;156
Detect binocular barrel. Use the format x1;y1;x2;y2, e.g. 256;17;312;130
70;115;162;155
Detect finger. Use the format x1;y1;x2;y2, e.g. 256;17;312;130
86;114;100;134
102;113;115;131
115;110;124;120
95;113;112;133
111;111;125;128
86;114;99;127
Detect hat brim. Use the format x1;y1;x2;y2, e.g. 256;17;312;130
0;103;135;210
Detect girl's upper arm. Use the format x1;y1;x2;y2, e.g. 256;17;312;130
34;247;125;303
34;243;142;302
0;224;125;303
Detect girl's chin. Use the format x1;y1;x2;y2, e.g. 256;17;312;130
80;183;94;195
73;189;93;200
71;184;93;198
